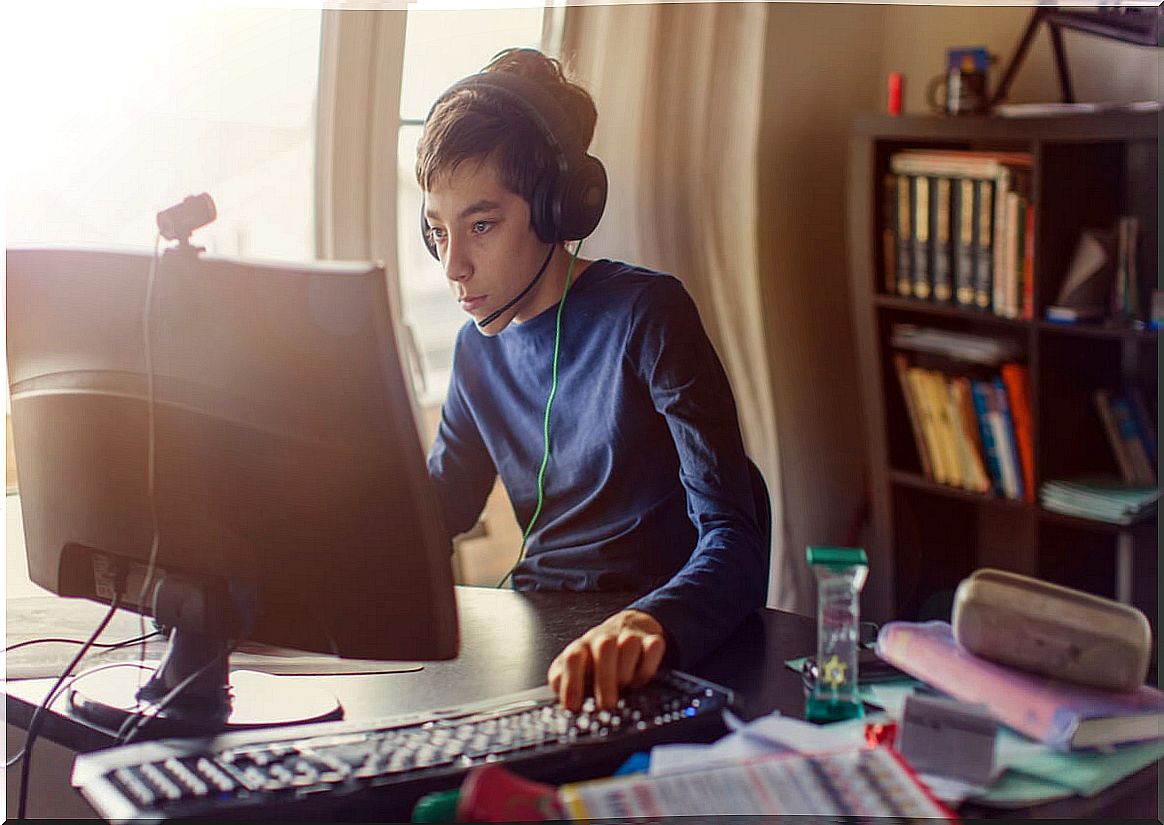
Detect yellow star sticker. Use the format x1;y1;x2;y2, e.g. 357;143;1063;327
821;654;848;689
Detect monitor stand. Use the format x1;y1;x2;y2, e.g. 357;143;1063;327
68;618;343;739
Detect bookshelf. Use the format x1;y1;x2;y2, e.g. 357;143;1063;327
848;112;1158;631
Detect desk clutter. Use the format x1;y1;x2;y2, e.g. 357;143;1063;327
411;568;1161;822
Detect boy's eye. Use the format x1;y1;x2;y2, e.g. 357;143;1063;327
428;226;447;242
472;220;493;234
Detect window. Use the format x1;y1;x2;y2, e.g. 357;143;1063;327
5;6;324;494
396;5;555;408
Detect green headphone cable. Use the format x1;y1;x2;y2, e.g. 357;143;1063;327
497;239;583;588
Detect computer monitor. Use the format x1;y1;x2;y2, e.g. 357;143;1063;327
6;245;459;735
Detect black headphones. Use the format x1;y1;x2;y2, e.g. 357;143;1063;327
420;70;608;260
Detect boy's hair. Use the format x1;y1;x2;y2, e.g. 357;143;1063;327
416;48;598;206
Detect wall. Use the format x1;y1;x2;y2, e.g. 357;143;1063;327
758;3;1160;619
756;3;887;617
880;5;1161;112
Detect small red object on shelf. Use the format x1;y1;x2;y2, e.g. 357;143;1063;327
887;72;904;115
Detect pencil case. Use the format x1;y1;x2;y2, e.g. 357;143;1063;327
951;568;1152;692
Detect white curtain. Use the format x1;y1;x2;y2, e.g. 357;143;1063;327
564;3;808;613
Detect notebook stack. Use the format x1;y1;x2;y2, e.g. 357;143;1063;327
1039;477;1159;525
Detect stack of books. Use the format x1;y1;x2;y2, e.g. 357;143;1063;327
877;621;1164;751
892;325;1031;501
884;149;1034;319
1040;477;1160;525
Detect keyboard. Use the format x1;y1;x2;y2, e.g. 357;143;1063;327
72;670;734;822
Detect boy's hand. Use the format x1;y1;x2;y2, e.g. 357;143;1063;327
547;609;667;712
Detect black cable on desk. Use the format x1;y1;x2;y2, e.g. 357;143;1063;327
16;594;121;819
5;662;153;768
117;638;238;745
5;630;161;653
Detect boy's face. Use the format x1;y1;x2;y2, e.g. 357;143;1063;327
423;158;550;336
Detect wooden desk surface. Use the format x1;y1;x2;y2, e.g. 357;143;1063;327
6;586;1157;819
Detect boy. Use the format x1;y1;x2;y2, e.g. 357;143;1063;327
419;48;768;711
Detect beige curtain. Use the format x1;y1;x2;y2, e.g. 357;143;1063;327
564;3;810;614
316;8;406;315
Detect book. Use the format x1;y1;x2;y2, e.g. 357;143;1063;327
890;324;1021;366
896;174;912;297
1110;394;1156;486
954;178;975;308
894;354;932;480
1112;216;1141;321
1000;191;1020;319
951;377;990;493
932;176;952;303
911;176;931;300
1095;390;1139;485
908;367;948;485
927;370;964;489
1000;364;1035;504
973;178;994;311
876;620;1164;751
991;376;1023;500
1049;229;1113;321
970;379;1004;496
1127;387;1157;465
1021;203;1035;320
1040;476;1160;525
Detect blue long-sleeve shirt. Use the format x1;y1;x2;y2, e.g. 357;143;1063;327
427;259;769;667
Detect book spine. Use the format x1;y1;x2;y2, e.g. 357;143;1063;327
896;174;912;297
928;370;964;488
991;376;1023;500
944;376;972;489
894;354;933;479
954;178;975;308
973;179;993;311
909;367;948;485
953;377;990;493
1111;395;1156;486
876;623;1066;748
1000;364;1036;503
882;173;897;295
1022;202;1035;320
912;176;931;300
932;177;952;304
1003;191;1020;319
1012;195;1025;320
991;171;1010;316
1095;390;1138;485
970;379;1004;496
1128;386;1157;465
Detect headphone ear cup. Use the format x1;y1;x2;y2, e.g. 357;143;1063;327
529;176;558;244
420;203;439;260
558;155;608;241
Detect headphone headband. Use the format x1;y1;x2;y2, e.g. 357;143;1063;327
421;68;607;256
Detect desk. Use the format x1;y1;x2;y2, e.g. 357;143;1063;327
6;586;1158;819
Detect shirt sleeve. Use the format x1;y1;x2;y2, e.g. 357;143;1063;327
622;277;770;668
426;330;497;540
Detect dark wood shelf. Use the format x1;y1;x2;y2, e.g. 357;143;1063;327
889;470;1029;510
1036;507;1158;534
849;112;1158;624
1037;320;1158;342
874;295;1031;330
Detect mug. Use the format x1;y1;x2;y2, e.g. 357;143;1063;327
927;67;989;116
